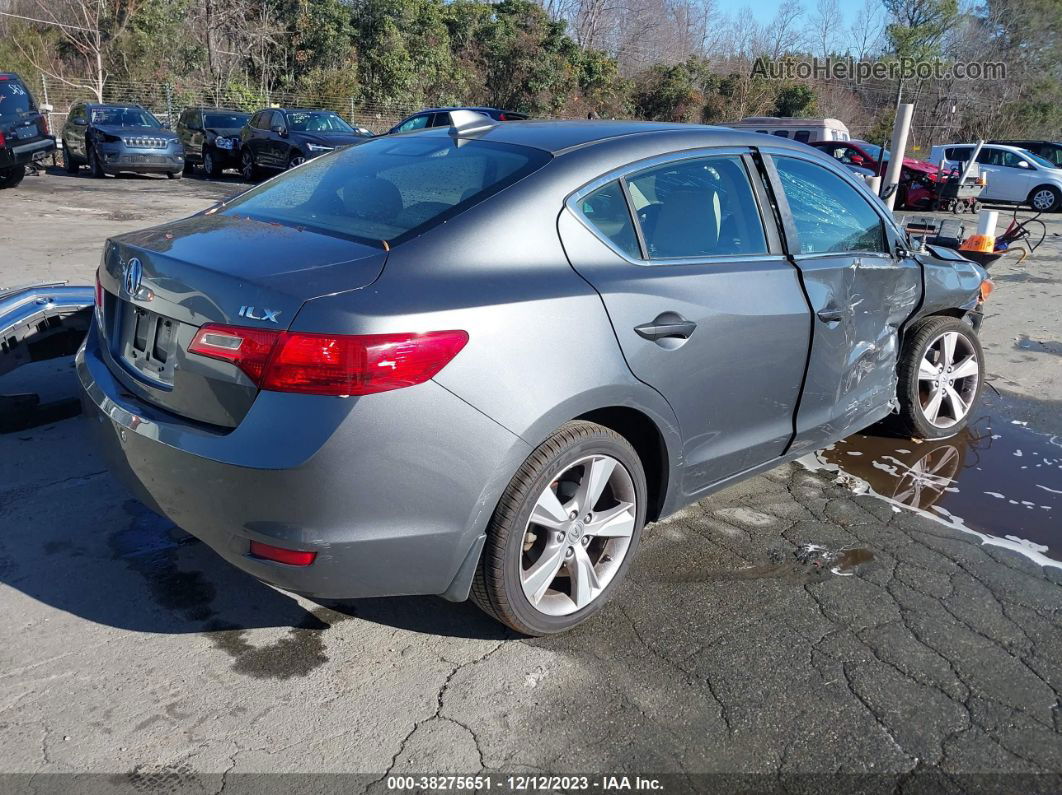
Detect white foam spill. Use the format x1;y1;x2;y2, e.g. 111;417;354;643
798;452;1061;571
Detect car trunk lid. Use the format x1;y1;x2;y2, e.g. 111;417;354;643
97;213;387;428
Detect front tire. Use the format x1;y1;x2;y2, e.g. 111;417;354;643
88;146;106;178
0;165;25;188
891;316;984;440
203;148;223;178
62;145;78;173
472;421;646;636
168;169;182;180
1028;185;1061;213
241;149;260;181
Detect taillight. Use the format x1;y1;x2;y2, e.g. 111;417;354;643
249;541;316;566
188;324;468;397
0;131;6;149
39;115;49;136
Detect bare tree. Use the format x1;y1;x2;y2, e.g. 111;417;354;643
808;0;841;58
13;0;144;102
848;0;885;60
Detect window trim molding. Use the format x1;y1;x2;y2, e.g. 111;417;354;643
565;146;783;268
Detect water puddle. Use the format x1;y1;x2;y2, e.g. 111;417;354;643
807;390;1061;567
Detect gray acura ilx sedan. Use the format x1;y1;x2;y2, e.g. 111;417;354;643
79;118;990;635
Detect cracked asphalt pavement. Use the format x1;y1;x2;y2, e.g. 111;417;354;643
1;169;1060;791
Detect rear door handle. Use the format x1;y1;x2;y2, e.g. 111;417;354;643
816;307;844;323
634;317;698;341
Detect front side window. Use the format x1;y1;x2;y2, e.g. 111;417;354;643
775;156;886;255
221;136;550;245
624;156;768;259
0;78;33;118
578;181;639;259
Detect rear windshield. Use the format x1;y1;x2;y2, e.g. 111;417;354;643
0;79;34;118
91;107;161;127
221;136;550;245
205;112;249;128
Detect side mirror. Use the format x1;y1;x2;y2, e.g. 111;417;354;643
270;124;286;136
851;155;866;166
40;103;53;113
1018;160;1031;169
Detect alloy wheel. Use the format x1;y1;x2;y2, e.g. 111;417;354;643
519;455;637;616
917;331;979;429
289;154;306;168
1031;188;1057;211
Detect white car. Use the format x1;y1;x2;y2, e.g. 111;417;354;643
929;143;1062;212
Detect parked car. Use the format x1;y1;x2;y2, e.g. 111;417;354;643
0;72;56;188
175;107;249;178
928;143;1062;212
61;103;184;179
239;108;373;180
811;139;941;209
723;116;850;143
989;140;1062;169
388;107;528;134
81;121;990;635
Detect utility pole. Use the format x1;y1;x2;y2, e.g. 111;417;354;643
882;103;914;211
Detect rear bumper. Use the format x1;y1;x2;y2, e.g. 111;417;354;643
0;137;56;168
77;323;529;600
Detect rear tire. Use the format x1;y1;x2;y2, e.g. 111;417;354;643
889;316;984;440
182;158;194;175
471;421;647;636
0;165;25;188
1028;185;1061;213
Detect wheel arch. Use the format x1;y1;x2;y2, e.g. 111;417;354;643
575;406;670;522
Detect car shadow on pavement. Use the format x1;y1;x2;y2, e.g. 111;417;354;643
0;417;511;644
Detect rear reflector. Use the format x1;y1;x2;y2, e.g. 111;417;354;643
188;324;468;397
249;541;316;566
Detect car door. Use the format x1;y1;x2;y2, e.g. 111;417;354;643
763;151;921;455
186;109;205;162
558;150;812;496
975;147;1019;201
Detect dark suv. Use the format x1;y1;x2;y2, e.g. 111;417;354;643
175;107;249;177
388;107;528;134
0;72;56;188
989;140;1062;169
239;108;373;180
61;103;184;179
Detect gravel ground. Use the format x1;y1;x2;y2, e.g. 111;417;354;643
0;167;1060;792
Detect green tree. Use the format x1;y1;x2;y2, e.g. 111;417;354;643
773;83;817;116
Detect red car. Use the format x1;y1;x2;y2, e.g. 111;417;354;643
811;140;941;209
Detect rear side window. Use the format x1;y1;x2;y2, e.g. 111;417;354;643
0;78;33;118
772;130;790;138
222;136;550;245
578;182;639;259
625;156;768;259
945;147;973;162
775;156;885;255
794;130;811;143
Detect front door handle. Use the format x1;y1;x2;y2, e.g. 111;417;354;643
634;316;698;341
817;307;844;324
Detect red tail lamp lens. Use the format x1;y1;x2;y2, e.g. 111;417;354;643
188;325;468;397
249;541;316;566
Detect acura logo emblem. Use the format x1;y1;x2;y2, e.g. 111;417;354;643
124;257;143;297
